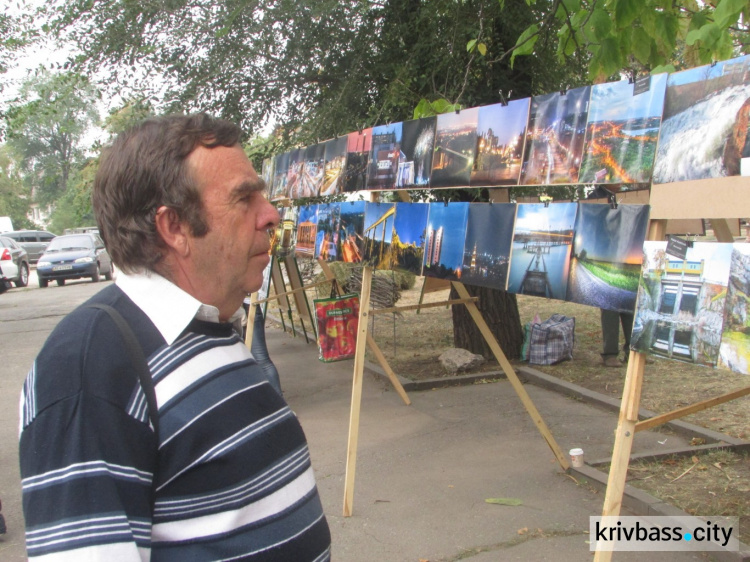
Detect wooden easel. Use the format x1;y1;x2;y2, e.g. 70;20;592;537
341;266;571;516
593;176;750;561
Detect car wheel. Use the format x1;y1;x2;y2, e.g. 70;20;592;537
91;264;100;282
15;263;29;287
56;279;65;286
39;278;48;288
104;263;113;281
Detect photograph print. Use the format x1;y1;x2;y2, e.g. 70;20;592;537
367;123;403;190
719;244;750;375
460;203;517;290
391;203;429;275
295;204;319;259
344;128;372;192
579;74;668;185
299;142;326;198
285;148;304;200
422;202;469;281
430;108;479;188
565;203;650;312
321;136;348;196
314;203;342;262
271;151;290;201
520;86;592;185
631;241;733;367
337;201;366;263
397;117;436;189
507;202;577;300
362;202;396;269
471;99;529;187
653;54;750;183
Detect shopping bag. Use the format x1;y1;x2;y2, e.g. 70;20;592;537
528;314;575;366
313;281;360;362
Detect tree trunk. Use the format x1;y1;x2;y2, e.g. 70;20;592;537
450;284;523;360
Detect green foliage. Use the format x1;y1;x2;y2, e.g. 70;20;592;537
4;69;99;205
0;144;34;229
507;0;748;82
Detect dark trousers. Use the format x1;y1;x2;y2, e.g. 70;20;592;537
601;309;634;358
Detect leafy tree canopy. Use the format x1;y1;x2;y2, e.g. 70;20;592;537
4;69;99;205
0;144;34;229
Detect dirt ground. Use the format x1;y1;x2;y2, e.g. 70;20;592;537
316;279;750;544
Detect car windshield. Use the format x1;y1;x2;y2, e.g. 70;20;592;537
45;235;94;252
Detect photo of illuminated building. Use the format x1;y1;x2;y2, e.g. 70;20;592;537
344;128;372;192
430;108;479;188
520;86;591;185
271;151;289;201
422;202;469;280
471;100;529;187
579;75;667;185
367;123;403;190
460;203;517;290
285;148;304;199
338;201;366;263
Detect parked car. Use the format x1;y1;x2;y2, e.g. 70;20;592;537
3;230;57;264
0;236;30;287
36;233;113;288
0;264;10;294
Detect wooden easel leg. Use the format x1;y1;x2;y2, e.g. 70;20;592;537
366;333;411;405
593;350;645;562
343;266;373;517
244;293;258;348
451;281;570;470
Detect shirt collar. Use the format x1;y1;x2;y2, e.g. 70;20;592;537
116;270;244;344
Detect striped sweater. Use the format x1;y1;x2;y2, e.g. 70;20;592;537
19;285;331;561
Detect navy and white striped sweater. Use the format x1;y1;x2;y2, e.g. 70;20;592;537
19;285;331;561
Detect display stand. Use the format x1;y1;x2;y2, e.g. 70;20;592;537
593;179;750;561
341;266;571;517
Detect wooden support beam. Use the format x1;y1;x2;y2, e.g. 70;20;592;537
710;218;736;243
366;333;411;406
370;297;478;316
343;266;373;517
253;278;332;305
635;386;750;433
451;281;570;471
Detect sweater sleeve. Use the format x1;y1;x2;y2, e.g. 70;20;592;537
19;307;158;561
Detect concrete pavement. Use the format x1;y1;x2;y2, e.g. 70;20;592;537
0;279;729;560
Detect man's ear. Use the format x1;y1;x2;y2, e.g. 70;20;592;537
155;206;190;257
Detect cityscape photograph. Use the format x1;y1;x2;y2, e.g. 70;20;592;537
430;108;478;188
422;202;469;280
471;99;529;186
391;203;429;275
460;203;517;289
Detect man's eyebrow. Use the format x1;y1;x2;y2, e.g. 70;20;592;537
231;178;267;199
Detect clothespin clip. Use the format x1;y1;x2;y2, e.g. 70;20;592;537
540;195;552;208
455;108;461;115
609;194;618;209
560;88;567;96
498;90;510;106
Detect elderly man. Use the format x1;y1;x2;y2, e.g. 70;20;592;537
19;114;331;560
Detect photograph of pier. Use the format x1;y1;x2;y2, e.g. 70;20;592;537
579;75;668;185
653;54;750;184
565;203;650;312
631;242;733;367
720;245;750;374
391;203;429;275
430;108;479;188
471;99;529;187
520;86;591;185
338;201;366;263
460;203;517;290
422;202;469;280
344;128;372;192
367;123;403;190
507;203;577;299
363;202;396;269
321;136;348;196
397;117;436;188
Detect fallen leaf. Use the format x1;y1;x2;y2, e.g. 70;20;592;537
485;497;523;506
690;437;706;446
448;485;454;488
713;463;723;469
692;456;700;463
518;527;528;535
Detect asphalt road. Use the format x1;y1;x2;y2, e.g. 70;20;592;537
0;270;113;560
